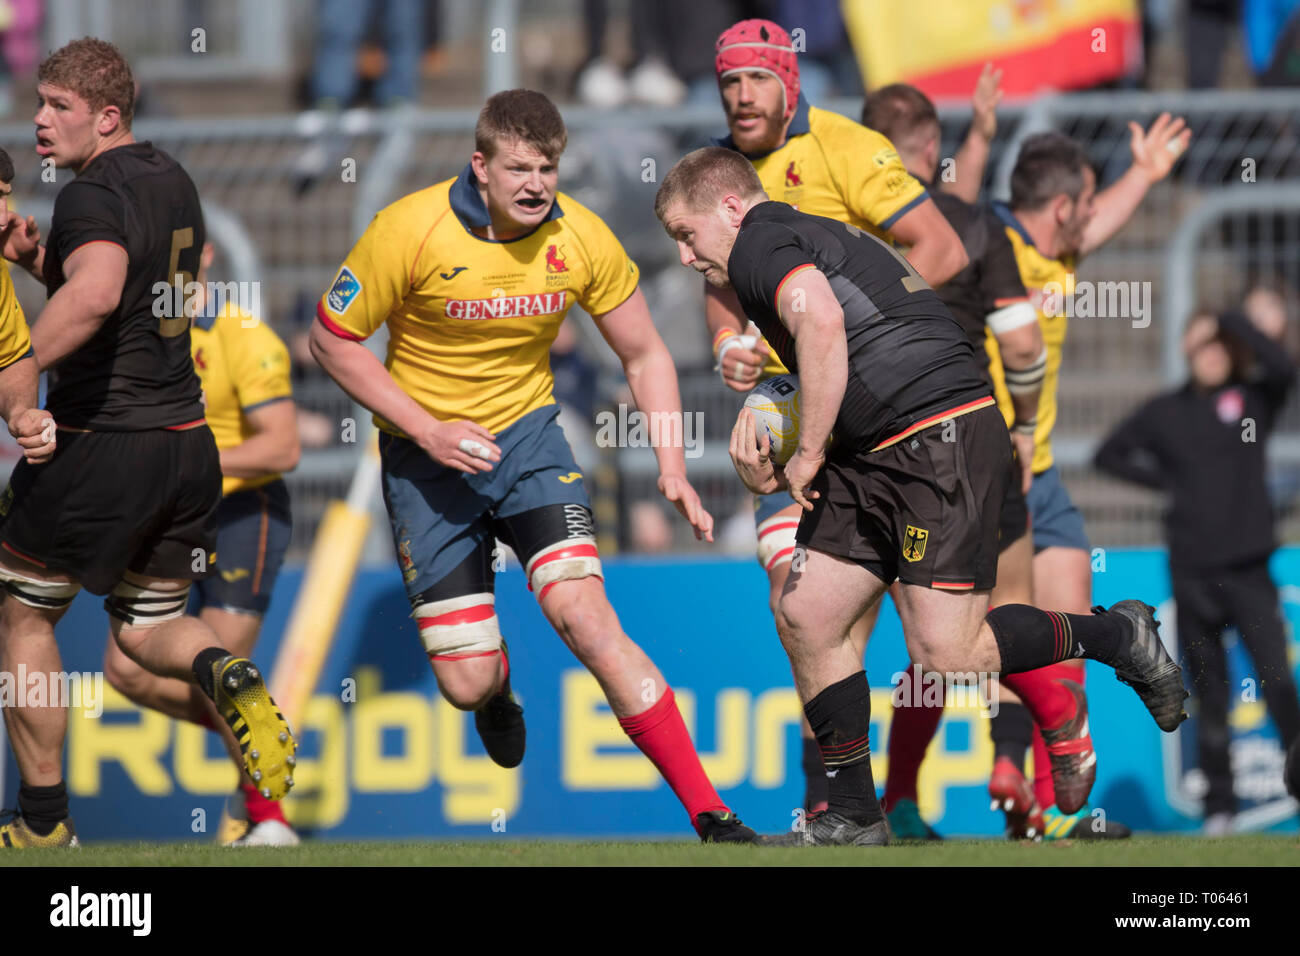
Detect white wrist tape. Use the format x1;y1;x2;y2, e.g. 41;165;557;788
715;334;759;378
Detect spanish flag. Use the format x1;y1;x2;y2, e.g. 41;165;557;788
843;0;1142;98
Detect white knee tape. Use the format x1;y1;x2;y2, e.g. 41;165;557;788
105;576;191;625
414;593;503;658
756;515;799;571
526;537;602;596
0;565;80;609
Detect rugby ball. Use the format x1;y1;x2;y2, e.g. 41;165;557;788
743;374;802;465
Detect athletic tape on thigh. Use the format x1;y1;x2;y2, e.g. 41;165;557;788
525;537;602;600
414;592;503;657
104;578;191;625
0;565;79;609
757;514;799;571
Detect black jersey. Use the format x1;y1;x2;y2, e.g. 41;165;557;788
727;201;991;452
928;189;1030;381
43;142;206;430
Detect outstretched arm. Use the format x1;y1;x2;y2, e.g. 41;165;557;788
1080;112;1190;257
945;62;1002;204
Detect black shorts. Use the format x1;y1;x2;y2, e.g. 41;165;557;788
796;403;1010;592
998;442;1030;554
195;479;292;616
0;426;221;595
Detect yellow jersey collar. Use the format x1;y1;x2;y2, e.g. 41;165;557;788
992;201;1035;249
448;162;565;239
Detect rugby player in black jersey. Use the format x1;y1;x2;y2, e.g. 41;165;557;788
654;146;1187;846
0;39;294;848
863;84;1113;838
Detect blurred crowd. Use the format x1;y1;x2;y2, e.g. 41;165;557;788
0;1;1297;121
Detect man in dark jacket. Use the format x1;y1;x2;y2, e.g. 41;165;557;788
1095;309;1300;833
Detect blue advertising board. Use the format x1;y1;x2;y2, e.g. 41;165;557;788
4;549;1297;841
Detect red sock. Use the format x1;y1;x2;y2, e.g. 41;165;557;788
1001;663;1080;730
882;665;945;812
241;781;288;825
1030;726;1055;810
617;687;726;831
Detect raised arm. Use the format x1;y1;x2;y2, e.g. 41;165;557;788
945;62;1002;204
1080;112;1190;258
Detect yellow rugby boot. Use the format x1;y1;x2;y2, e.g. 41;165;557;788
0;813;79;848
212;656;297;800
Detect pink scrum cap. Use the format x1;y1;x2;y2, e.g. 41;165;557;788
715;19;800;122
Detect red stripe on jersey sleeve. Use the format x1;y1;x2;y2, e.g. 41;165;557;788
774;263;816;315
315;301;366;341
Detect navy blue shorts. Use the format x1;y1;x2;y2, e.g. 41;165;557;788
1026;464;1090;553
380;404;591;602
754;489;799;527
196;479;292;616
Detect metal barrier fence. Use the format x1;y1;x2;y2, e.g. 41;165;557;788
2;87;1298;557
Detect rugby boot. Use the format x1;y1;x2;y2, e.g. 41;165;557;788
0;812;79;848
474;642;525;769
1103;601;1188;732
1041;804;1132;840
886;798;943;840
212;655;297;800
1039;679;1096;813
989;756;1043;840
695;809;759;843
764;809;892;847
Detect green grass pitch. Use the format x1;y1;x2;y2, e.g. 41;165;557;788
2;835;1296;866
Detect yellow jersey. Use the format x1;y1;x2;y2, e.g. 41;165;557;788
317;165;640;436
983;203;1074;474
0;261;33;370
191;302;293;496
716;96;929;377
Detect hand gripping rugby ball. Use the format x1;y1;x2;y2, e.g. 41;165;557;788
743;374;802;465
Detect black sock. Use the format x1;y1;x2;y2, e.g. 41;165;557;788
192;646;230;699
990;701;1033;772
801;736;829;810
985;604;1128;671
18;780;68;836
804;671;882;826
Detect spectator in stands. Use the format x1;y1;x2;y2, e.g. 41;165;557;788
1187;0;1240;89
311;0;423;110
1095;308;1300;834
1244;0;1300;85
574;0;687;107
0;0;42;117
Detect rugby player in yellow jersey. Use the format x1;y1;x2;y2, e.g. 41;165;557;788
982;117;1190;838
310;89;757;842
702;18;977;819
0;149;59;470
101;242;302;847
